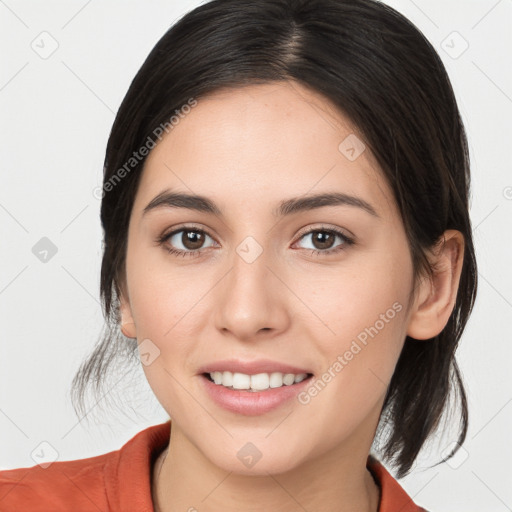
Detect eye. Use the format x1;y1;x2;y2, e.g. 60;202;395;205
293;226;355;256
157;224;355;259
157;226;216;258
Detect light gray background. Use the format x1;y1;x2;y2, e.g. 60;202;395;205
1;1;511;510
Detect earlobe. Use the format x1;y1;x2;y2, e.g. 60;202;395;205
120;322;136;339
119;290;137;339
406;230;465;340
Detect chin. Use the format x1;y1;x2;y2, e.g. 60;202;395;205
205;442;307;477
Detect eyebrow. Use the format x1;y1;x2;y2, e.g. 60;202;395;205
143;189;380;219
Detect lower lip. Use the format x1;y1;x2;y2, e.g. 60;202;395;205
199;374;313;416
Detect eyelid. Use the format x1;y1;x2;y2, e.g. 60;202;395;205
294;223;355;242
160;223;216;240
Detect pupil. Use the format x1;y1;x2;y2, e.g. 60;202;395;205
314;231;334;250
183;230;204;250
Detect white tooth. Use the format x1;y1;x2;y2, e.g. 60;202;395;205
232;372;251;390
250;373;270;391
222;371;233;387
283;373;295;386
211;370;307;390
269;372;284;388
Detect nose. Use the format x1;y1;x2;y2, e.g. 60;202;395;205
213;240;291;342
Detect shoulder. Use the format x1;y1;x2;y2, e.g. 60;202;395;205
0;451;112;511
367;455;430;512
0;420;171;512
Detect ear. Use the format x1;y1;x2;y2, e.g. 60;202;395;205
406;229;465;340
118;282;137;339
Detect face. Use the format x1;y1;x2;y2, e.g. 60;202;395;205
119;81;418;475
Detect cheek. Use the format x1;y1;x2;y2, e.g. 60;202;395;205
128;264;206;415
126;242;206;336
308;290;407;401
297;250;412;394
125;250;217;388
298;248;411;342
294;298;408;448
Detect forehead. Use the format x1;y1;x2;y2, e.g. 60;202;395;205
135;81;396;221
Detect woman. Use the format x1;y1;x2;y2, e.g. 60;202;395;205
0;0;477;510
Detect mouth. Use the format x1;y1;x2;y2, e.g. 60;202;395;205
199;369;314;416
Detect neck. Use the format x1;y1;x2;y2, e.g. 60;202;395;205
152;424;380;512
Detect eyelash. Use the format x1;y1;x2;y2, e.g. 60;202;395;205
157;224;355;259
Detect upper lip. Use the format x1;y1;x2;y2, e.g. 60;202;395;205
198;359;313;376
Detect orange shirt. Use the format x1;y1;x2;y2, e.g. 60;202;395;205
0;420;428;511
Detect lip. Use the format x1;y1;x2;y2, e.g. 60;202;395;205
199;373;313;416
197;358;312;376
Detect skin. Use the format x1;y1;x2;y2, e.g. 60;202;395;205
118;81;465;512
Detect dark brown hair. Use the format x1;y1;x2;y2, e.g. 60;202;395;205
71;0;478;478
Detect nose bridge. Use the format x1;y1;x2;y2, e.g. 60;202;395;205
225;209;274;282
213;230;287;338
229;232;273;306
